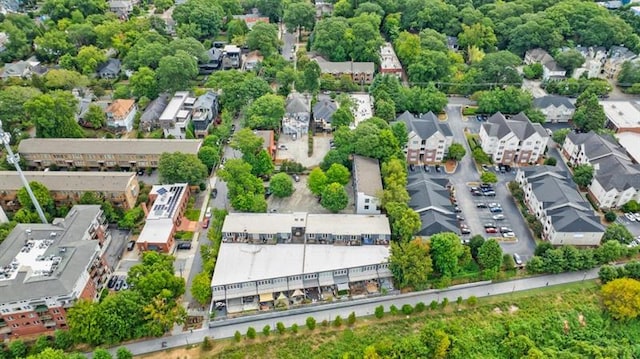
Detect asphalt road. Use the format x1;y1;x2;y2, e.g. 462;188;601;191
281;27;297;62
99;268;600;357
445;105;537;260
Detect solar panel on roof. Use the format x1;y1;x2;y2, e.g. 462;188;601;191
156;187;168;195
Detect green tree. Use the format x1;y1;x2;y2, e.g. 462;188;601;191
227;19;249;42
246;327;257;339
298;60;321;94
245;94;286;130
572;164;594;187
43;69;90;90
130;67;159;99
206;71;272;113
552;128;570;145
198;146;219;172
306;316;316;330
25;91;84;139
158;152;208;185
312;17;350;61
276;322;286;334
308;167;328;196
54;329;74;350
262;324;271;336
386;202;421;242
325;163;351;186
232;128;263;155
458;22;497;52
191;271;212;305
573;93;606;132
601;278;640;320
469;235;485;259
76;45;107;75
599;264;620;284
116;347;133;359
622;200;640;213
93;348;113;359
522;63;543;80
321;182;349;212
374;99;396;122
389;239;432;290
331;107;355;129
446;143;466;161
246;22;281;57
476;87;533;114
17;181;54;215
502;253;516;271
172;0;224;39
604;211;617;223
477;239;503;271
602;223;634;245
169;37;208;63
555;49;586;76
83;104;106;129
0;86;42;131
218;159;267;212
544;157;557;166
430;232;464;277
283;2;316;41
34;30;75;62
201;336;213;351
270;173;294;198
234;330;242;342
156;51;198;93
480;171;498;183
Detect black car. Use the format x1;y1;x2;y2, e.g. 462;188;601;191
114;278;123;291
409;164;415;172
423;165;430;172
480;183;493;189
177;242;192;250
435;165;442;173
211;188;218;199
231;124;236;132
126;240;136;251
476;203;488;208
107;276;117;289
460;228;471;235
454;206;462;213
264;187;273;198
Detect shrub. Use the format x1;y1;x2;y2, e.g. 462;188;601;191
234;331;242;342
401;304;414;315
457;296;463;305
544;157;557;166
333;315;343;327
201;336;213;351
605;211;617;223
262;325;271;336
276;322;286;334
291;323;299;334
442;298;449;308
347;312;356;326
321;319;329;327
415;302;426;313
306;317;316;330
374;305;384;319
429;300;438;310
246;327;257;339
390;305;399;315
467;296;478;306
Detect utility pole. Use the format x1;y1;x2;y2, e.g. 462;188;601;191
0;121;48;223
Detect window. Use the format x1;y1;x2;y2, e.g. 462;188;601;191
364;198;370;204
364;205;369;210
53;309;60;314
307;233;315;239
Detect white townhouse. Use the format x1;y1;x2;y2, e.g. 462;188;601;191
395;111;453;164
479;112;549;165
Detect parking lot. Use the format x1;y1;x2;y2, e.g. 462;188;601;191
276;133;332;168
617;215;640;238
266;174;355;214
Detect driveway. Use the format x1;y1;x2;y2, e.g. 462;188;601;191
280;25;297;62
445;105;537;260
266;175;355;214
276;133;331;168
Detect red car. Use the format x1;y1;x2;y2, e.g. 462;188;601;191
202;218;210;229
485;227;497;233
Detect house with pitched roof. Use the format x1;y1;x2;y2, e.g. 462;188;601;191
406;171;459;237
395;111;453;164
105;99;137;132
352;155;382;215
524;48;566;80
532;96;575;123
314;56;375;84
192;91;219;138
96;58;121;79
283;92;311;137
1;56;47;80
140;94;170;131
479;112;549;165
312;97;338;132
516;166;604;246
562;131;640;209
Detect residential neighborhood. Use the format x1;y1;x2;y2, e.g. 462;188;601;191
1;0;640;357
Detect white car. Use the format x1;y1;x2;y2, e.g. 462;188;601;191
492;214;505;220
634;213;640;221
502;232;516;238
625;213;636;222
205;207;212;218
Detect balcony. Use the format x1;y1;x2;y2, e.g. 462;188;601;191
34;304;49;314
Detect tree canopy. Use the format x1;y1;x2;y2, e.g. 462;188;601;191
389;239;432;290
158;152;208;185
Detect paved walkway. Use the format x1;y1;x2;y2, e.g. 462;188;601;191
101;268;599;357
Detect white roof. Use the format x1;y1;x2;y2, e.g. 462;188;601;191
221;213;308;234
137;219;173;244
616;132;640;163
380;42;401;70
159;91;190;121
601;101;640;129
211;243;390;286
147;183;188;220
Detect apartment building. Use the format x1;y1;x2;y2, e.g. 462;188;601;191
137;184;190;253
105;99;137;132
562;131;640;209
406;171;459;236
314;57;375;84
516;166;604;246
396;111;453;164
160;91;196;139
191;91;220;138
379;42;402;77
479;112;549;165
210;243;392;314
352;155;382;215
0;171;139;211
221;212;391;245
0;206;110;337
524;48;566;80
603;46;637;80
17;138;202;170
601;101;640;134
532;96;575;123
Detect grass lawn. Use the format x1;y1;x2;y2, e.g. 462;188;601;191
137;280;640;359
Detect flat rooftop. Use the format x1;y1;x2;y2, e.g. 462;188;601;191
211;243;390;286
0;206;102;303
380;43;402;70
221;213;391;235
600;101;640;129
18;138;202;155
0;171;135;193
147;184;188;220
616;132;640;163
353;155;383;196
137;218;173;244
159;91;190;121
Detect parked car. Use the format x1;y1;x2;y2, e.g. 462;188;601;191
483;191;496;196
485;227;498;233
435;165;442;173
107;276;117;289
278;144;288;150
231;124;236;132
494;165;500;172
492;214;505;220
499;227;513;233
470;186;480;192
635;213;640;221
625;213;636;222
205;207;212;218
454;206;462;213
456;215;464;221
488;203;500;208
484;223;496;228
177;242;192;250
292;174;300;182
502;232;516;238
513;253;523;265
480;183;493;189
126;240;136;251
264;187;273;198
461;227;471;235
481;164;490;171
114;278;123;291
409;164;415;172
489;207;503;213
423;165;430;172
211;188;218;198
476;203;488;208
121;281;129;290
472;190;483;196
202;218;210;229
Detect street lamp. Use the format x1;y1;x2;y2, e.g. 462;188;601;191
0;120;48;223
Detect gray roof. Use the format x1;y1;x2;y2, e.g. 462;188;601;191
526;48;565;72
548;210;604;233
206;47;223;62
314;58;375;74
395;111;453;140
353;155;382;197
533;96;575;110
407;171;455;220
592;155;640;191
483;112;547;140
417;211;459;236
0;206;103;303
97;58;121;75
567;131;627;162
141;94;170;123
286;93;310;114
18;138;202;155
313;99;338;122
0;171;136;193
